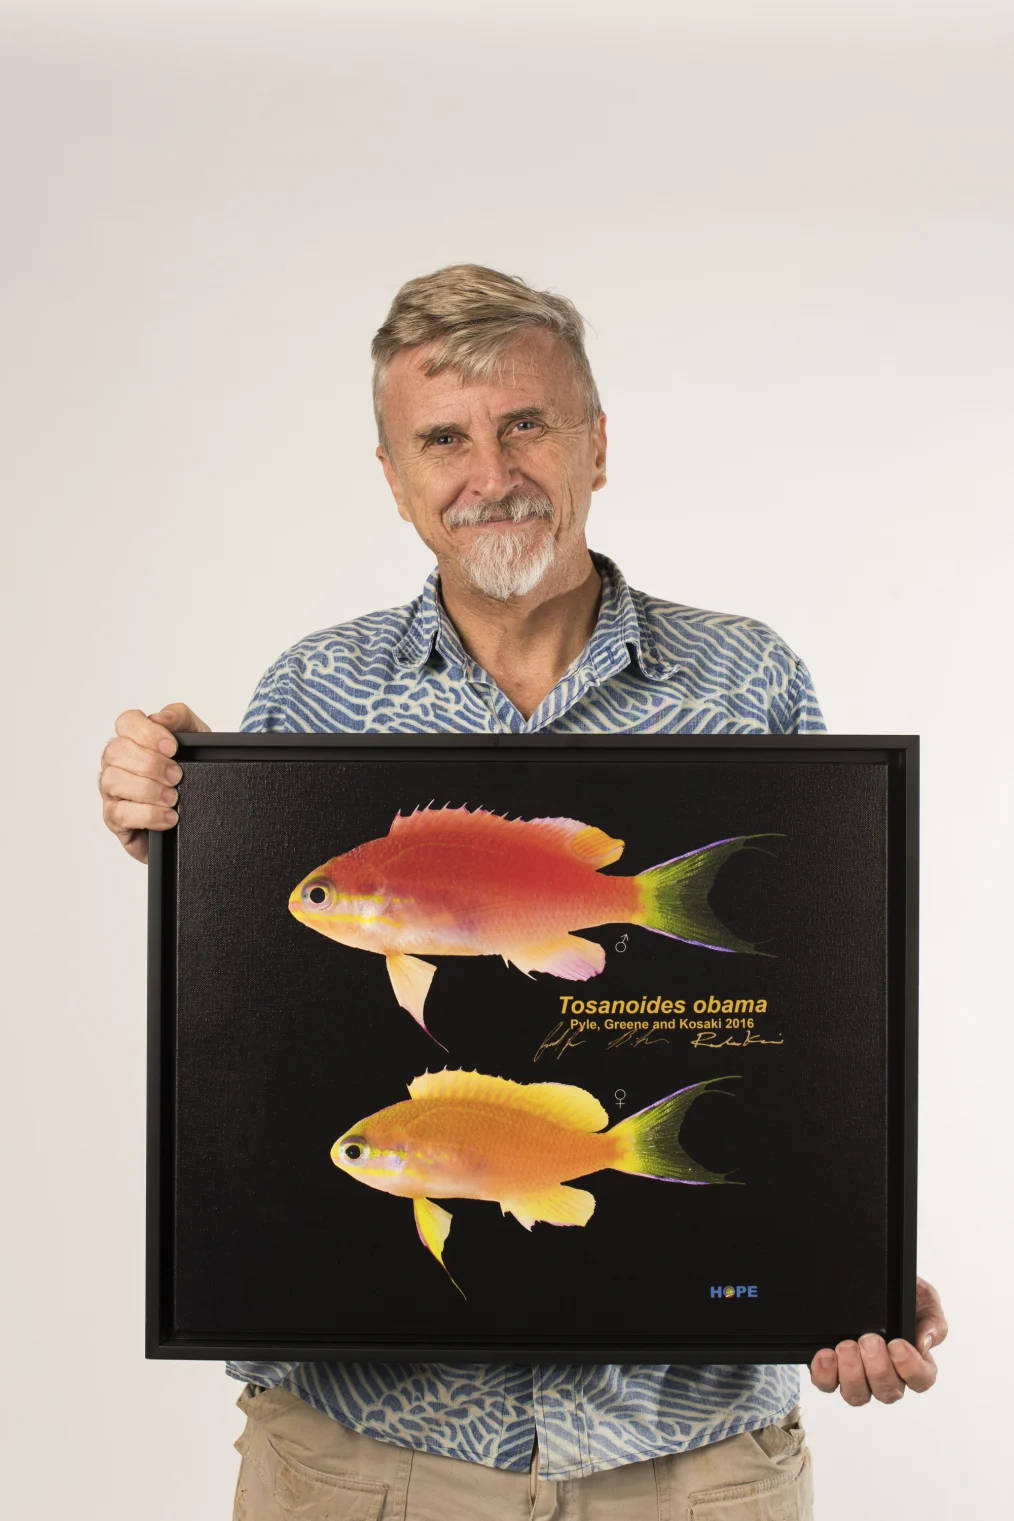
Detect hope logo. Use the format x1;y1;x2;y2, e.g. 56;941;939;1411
710;1284;758;1299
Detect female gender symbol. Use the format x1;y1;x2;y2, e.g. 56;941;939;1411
614;1089;627;1109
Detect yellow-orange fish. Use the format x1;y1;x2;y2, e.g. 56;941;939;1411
331;1068;739;1293
290;805;768;1036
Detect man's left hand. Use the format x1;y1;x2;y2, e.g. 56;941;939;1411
809;1276;947;1404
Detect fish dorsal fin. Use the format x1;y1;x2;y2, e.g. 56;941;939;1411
387;804;494;838
387;806;624;869
408;1069;609;1132
529;817;625;868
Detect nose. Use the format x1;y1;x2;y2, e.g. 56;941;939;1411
466;431;520;500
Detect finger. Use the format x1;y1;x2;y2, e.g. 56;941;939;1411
114;707;181;756
146;702;210;736
858;1333;906;1404
809;1349;839;1393
835;1341;872;1406
888;1339;938;1394
100;766;179;809
103;799;178;835
915;1277;948;1352
100;736;183;789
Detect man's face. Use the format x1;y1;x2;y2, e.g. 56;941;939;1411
376;329;607;601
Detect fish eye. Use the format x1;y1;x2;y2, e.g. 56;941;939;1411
303;881;331;908
339;1136;369;1163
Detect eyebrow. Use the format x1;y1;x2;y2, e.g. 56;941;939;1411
413;406;549;444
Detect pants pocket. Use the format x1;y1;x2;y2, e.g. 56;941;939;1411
687;1438;813;1521
235;1426;389;1520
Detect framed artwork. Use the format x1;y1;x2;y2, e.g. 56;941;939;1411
146;734;918;1363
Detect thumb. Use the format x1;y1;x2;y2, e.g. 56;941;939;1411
918;1322;946;1357
915;1277;948;1354
148;702;211;734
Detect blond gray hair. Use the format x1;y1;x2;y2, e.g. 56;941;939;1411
371;263;601;452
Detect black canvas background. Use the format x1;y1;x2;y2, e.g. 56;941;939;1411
169;755;889;1349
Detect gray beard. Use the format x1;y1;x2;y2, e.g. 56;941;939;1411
444;492;557;602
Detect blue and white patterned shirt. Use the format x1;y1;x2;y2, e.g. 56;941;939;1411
230;550;825;1480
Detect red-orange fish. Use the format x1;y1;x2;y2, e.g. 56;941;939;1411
289;806;766;1036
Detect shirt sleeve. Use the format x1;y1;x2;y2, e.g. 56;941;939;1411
240;653;296;734
771;656;826;734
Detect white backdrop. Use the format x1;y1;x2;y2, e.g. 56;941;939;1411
3;3;1012;1516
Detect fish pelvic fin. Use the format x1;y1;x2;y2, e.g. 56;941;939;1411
386;954;444;1045
413;1197;465;1298
510;934;606;981
637;835;782;955
501;1184;597;1232
609;1076;741;1184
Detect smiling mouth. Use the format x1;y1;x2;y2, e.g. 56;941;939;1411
465;511;539;526
448;509;552;531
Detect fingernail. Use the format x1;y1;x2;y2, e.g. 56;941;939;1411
150;710;171;721
859;1333;881;1351
158;737;176;756
163;809;178;825
166;763;182;783
920;1332;934;1354
817;1351;834;1369
888;1339;908;1356
837;1341;857;1354
162;788;178;805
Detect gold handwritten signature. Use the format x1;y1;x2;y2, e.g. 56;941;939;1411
533;1020;672;1062
690;1030;784;1049
605;1028;670;1050
533;1021;586;1063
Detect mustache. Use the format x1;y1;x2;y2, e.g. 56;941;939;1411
443;491;554;530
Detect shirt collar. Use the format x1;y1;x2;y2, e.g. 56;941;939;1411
393;550;683;684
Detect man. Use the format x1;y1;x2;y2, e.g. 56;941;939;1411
100;264;946;1519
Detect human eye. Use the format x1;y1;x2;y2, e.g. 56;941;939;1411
509;418;544;438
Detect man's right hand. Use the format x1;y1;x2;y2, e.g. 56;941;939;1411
99;702;211;864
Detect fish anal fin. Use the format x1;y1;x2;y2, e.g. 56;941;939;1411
387;954;440;1038
512;935;605;982
413;1197;465;1297
408;1070;608;1132
503;1184;596;1231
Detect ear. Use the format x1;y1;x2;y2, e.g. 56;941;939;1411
376;445;413;523
590;413;608;492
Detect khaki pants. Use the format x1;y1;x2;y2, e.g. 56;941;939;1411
233;1383;814;1520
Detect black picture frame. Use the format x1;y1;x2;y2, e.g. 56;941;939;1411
147;733;918;1364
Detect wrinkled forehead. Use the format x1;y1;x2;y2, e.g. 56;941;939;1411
380;332;583;439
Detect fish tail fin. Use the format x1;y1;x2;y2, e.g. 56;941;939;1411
609;1077;741;1184
637;835;782;955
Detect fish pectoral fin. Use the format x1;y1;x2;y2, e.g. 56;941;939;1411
502;1185;597;1231
387;954;441;1039
512;935;606;982
413;1197;465;1298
